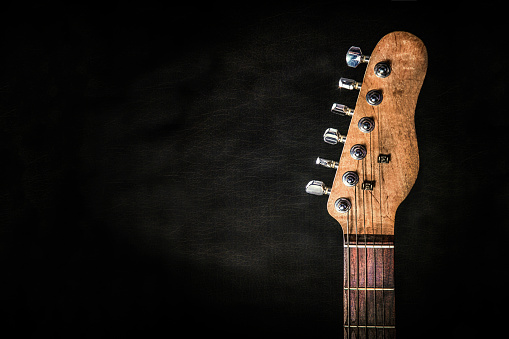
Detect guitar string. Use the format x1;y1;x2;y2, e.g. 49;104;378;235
364;155;374;338
363;160;368;338
373;126;380;337
350;110;385;337
369;129;376;337
354;184;359;335
362;134;373;335
347;107;394;336
346;208;350;338
377;105;386;338
359;143;370;335
354;118;376;336
356;115;376;337
363;152;368;338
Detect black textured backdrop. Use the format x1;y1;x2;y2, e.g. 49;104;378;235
1;3;507;338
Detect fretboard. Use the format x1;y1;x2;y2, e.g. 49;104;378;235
343;234;395;339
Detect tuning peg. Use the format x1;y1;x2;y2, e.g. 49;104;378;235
323;128;346;145
316;157;339;169
331;103;354;117
338;77;362;90
346;46;370;68
305;180;331;196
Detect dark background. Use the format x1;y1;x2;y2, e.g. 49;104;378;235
1;2;507;338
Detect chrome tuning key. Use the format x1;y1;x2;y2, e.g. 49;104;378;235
331;103;354;117
335;198;352;213
342;171;359;187
374;61;391;78
316;157;339;169
305;180;331;196
366;89;383;106
350;144;367;160
346;46;370;68
323;128;346;145
358;117;375;133
338;77;362;90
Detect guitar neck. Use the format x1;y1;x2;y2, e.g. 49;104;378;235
303;31;427;338
343;234;395;338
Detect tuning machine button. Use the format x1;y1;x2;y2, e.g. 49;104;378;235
346;46;370;68
338;77;362;91
305;180;331;196
358;117;375;133
323;128;346;145
331;103;354;117
342;171;359;187
374;62;391;78
350;144;367;160
366;90;383;106
316;157;339;169
335;198;352;213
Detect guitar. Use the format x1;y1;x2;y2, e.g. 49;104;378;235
306;31;427;338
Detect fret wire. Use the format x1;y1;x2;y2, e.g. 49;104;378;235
344;237;396;332
344;287;394;291
344;244;394;248
344;325;396;329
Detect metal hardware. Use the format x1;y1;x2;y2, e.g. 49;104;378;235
345;326;396;329
346;46;370;68
305;180;331;196
331;103;354;117
358;117;375;133
342;171;359;187
344;287;394;291
344;244;394;249
315;157;338;169
338;77;362;91
378;154;391;163
350;144;367;160
374;61;391;78
366;89;383;105
362;181;375;191
323;128;346;145
335;198;352;213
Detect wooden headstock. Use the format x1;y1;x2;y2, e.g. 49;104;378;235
329;31;427;235
307;31;427;236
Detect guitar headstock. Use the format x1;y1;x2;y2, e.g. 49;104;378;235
306;31;427;235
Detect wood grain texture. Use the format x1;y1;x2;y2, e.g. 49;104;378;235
343;235;395;338
327;31;427;235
